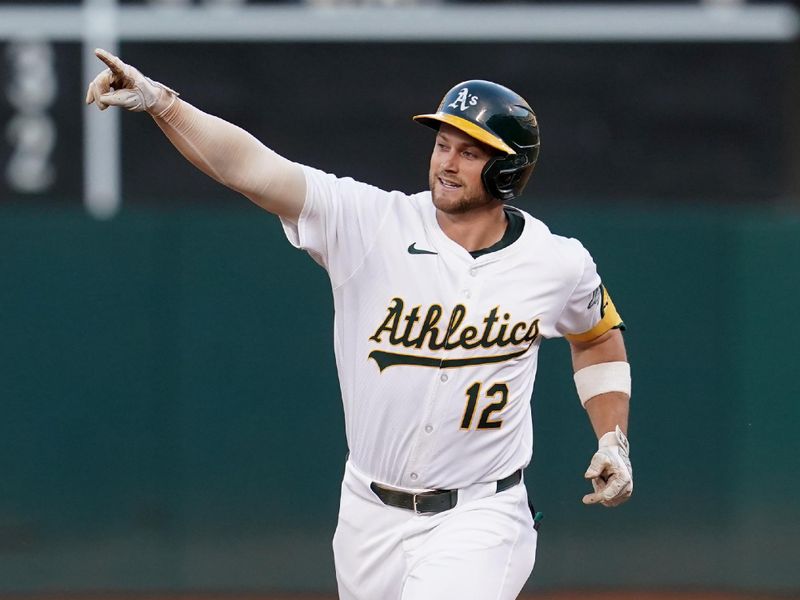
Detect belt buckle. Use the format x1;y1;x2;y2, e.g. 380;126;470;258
412;490;449;514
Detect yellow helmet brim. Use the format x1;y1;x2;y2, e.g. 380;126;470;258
413;112;515;155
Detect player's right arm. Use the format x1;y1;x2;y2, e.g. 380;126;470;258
85;49;305;222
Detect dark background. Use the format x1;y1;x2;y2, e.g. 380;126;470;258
2;41;796;206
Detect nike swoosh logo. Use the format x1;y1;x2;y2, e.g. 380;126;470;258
407;243;438;256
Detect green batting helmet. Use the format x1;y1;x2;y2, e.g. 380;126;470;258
413;80;540;202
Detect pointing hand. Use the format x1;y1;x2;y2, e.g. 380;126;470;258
85;48;178;115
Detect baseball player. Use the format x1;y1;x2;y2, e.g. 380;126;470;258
86;49;633;600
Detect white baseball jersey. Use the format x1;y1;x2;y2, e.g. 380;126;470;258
281;165;622;491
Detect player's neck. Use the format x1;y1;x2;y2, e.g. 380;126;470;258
435;202;508;253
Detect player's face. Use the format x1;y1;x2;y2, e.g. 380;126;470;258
429;124;497;214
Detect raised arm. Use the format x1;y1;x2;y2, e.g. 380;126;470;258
85;49;305;221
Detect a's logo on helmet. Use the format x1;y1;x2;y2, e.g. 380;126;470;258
447;87;479;112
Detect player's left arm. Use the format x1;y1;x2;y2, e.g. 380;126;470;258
570;328;629;438
553;240;632;507
569;328;632;508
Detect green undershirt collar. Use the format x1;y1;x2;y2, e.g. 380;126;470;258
469;207;525;259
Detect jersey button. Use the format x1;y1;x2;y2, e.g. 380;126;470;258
440;373;448;382
469;268;478;277
424;425;433;433
410;473;419;481
464;290;472;299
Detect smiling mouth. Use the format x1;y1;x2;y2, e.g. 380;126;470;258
438;176;462;190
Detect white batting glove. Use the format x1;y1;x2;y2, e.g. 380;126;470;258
582;425;633;507
85;48;179;116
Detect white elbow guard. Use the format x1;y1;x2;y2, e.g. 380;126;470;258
573;361;631;408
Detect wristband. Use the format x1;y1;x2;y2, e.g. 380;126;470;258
573;361;631;408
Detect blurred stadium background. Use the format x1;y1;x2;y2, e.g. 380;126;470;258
1;0;799;598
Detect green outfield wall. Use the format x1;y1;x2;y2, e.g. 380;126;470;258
1;204;798;594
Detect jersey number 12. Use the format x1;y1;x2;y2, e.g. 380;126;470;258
460;382;508;430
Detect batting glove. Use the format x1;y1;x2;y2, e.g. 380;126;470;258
85;48;178;116
582;425;633;507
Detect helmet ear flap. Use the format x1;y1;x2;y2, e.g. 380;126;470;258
496;170;523;191
482;153;536;202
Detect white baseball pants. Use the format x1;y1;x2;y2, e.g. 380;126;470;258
333;460;538;600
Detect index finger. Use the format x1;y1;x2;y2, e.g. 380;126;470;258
94;48;126;76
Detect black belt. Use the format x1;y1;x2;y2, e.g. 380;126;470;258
369;469;522;515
